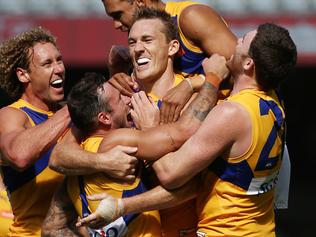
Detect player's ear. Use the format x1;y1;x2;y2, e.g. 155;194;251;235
16;67;30;83
168;39;180;57
243;56;254;72
98;111;112;127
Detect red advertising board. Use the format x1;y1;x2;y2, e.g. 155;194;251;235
0;15;315;66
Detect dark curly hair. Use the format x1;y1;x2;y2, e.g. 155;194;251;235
0;26;56;100
249;23;297;91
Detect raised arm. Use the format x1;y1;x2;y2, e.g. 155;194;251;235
180;4;237;59
0;106;70;170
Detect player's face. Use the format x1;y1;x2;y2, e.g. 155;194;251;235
102;0;137;32
26;42;65;105
128;19;171;82
226;30;257;75
103;83;133;128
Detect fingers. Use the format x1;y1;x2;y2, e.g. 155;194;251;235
76;213;97;227
167;103;176;123
87;193;110;201
109;73;134;97
115;145;138;154
160;101;170;124
173;105;182;122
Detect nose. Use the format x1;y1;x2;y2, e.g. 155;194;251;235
114;20;123;30
134;41;145;53
53;61;65;74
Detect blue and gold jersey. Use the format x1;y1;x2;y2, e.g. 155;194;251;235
67;136;161;237
147;74;184;108
147;75;198;237
165;1;207;77
1;99;64;236
196;89;284;237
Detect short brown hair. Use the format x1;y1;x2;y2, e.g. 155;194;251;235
249;23;297;91
133;7;179;42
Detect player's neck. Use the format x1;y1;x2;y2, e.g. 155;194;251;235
20;93;58;112
231;75;259;95
141;65;175;99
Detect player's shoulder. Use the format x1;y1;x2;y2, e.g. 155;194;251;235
0;106;28;127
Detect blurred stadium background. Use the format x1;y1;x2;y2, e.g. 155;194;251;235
0;1;315;236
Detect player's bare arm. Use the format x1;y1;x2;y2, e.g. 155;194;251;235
49;127;138;179
76;176;199;228
0;105;70;170
153;101;252;189
98;73;220;161
180;4;237;59
42;180;88;237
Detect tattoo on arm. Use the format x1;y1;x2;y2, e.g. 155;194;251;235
42;180;86;237
181;81;218;122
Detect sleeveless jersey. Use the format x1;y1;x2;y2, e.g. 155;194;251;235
165;1;207;77
147;74;183;107
147;74;198;237
1;99;64;236
196;89;284;237
67;136;161;237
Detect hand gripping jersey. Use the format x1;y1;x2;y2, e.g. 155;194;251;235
196;89;284;237
165;1;207;77
1;99;64;236
67;136;161;237
147;74;198;237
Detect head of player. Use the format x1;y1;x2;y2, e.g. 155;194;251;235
226;23;297;92
0;27;65;110
67;72;133;136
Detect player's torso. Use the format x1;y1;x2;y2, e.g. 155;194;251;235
67;136;161;237
196;89;284;237
2;99;64;236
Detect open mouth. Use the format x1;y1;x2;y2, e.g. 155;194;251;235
50;79;64;88
137;57;151;66
127;111;134;127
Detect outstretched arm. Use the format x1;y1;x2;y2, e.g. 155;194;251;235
99;69;220;160
42;180;88;237
76;176;199;228
100;54;229;160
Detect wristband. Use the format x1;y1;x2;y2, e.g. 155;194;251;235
184;77;194;91
205;72;221;89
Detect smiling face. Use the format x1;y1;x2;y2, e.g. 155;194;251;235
226;30;257;76
25;42;65;105
102;0;137;32
102;82;133;129
128;18;173;82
